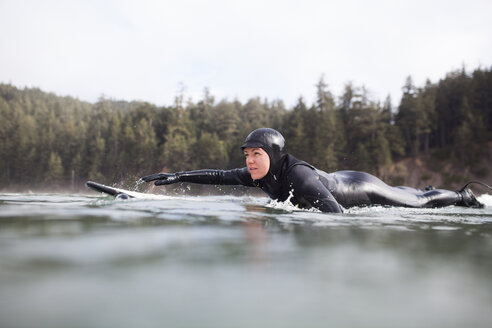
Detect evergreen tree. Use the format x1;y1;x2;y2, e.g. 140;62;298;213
162;126;195;172
470;68;492;139
395;76;418;154
0;97;13;183
190;132;229;169
455;97;486;166
418;80;437;153
312;76;340;171
283;97;309;161
45;152;64;186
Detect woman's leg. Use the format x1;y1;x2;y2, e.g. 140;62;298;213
329;170;461;208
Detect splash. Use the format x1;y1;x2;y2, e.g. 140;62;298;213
478;194;492;207
265;190;296;212
265;199;298;212
264;190;322;213
132;179;146;192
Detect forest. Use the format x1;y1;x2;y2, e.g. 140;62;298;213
1;67;491;191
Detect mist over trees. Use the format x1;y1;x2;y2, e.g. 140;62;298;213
1;67;491;190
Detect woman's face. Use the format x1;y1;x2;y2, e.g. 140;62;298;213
243;147;270;180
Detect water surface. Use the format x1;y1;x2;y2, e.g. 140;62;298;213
1;192;491;328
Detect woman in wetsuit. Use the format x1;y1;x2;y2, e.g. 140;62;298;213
141;128;483;213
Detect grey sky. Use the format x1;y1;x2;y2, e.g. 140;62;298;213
1;0;491;108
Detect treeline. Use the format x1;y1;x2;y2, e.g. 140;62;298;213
0;67;491;190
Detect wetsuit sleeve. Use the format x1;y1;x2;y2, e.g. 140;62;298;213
286;165;343;213
177;168;255;187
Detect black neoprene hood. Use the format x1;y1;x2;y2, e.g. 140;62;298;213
241;128;286;178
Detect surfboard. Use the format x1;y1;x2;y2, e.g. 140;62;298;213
86;181;186;200
85;181;172;199
85;181;138;199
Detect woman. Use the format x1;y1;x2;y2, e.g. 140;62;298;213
141;128;484;213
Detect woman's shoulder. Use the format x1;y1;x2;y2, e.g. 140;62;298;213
283;154;316;172
282;155;317;182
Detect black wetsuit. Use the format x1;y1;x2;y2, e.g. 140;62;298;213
171;154;462;213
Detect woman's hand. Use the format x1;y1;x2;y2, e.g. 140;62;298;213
139;173;181;185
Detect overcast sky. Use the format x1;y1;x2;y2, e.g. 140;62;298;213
1;0;491;108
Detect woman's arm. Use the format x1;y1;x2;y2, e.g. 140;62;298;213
287;165;343;213
141;168;255;187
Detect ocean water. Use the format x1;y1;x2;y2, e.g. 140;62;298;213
0;191;491;328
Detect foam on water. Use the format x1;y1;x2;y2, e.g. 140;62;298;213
478;193;492;206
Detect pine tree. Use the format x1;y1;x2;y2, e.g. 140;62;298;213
283;97;309;161
190;132;229;169
313;76;339;171
45;152;64;186
395;76;417;155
